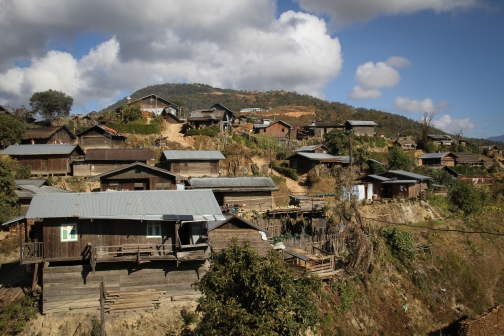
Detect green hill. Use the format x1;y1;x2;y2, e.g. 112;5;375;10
104;83;502;147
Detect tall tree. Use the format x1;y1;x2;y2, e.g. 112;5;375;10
119;105;143;124
324;130;352;155
0;114;26;148
29;89;73;119
193;241;321;335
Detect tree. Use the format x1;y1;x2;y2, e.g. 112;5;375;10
119;105;143;124
0;114;26;148
388;145;413;171
420;112;435;145
371;161;387;174
192;241;321;335
324;130;352;155
0;157;25;223
29;89;73;119
449;180;482;215
353;144;370;170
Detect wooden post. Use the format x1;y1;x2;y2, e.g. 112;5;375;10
18;222;23;264
100;277;106;336
31;263;39;294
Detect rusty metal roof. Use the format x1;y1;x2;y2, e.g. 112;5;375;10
85;148;154;161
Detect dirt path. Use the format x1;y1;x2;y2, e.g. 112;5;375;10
160;122;193;148
251;156;307;194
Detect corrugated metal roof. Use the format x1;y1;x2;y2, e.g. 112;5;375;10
0;105;16;114
290;152;350;162
188;109;224;120
26;190;222;220
161;150;225;161
190;177;276;188
19;185;71;195
2;216;25;227
85;148;154;161
76;125;127;138
419;152;452;159
16;179;49;188
208;215;266;232
310;121;344;127
2;144;81;155
382;180;418;184
387;170;432;180
294;144;328;152
367;175;390;181
346;120;378;126
253;124;269;128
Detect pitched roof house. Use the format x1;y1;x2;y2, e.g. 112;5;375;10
87;161;184;191
73;148;154;176
76;125;127;150
188;104;234;131
188;176;278;210
253;120;292;140
427;135;452;146
345;120;378;136
294;144;329;153
394;139;417;150
15;179;70;216
418;152;456;166
19;190;224;313
1;144;85;175
121;94;180;116
22;126;76;145
358;170;432;200
304;121;345;137
160;150;225;177
453;152;483;166
286;152;350;175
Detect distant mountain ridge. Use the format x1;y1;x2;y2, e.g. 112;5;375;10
488;134;504;143
104;83;504;147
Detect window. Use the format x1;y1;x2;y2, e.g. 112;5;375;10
292;161;298;169
61;224;78;242
147;222;161;238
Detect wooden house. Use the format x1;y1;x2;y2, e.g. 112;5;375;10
73;148;154;176
76;125;127;150
345;120;377;136
286;152;350;175
15;179;70;216
418;152;456;166
294;144;329;153
19;190;225;314
87;162;184;191
22;126;75;145
160;150;225;177
453;152;483;166
394;139;417;150
208;215;270;256
358;170;432;200
161;111;185;124
121;94;180;117
304;121;345;137
427;135;452;146
209;103;235;129
253;120;291;140
188;177;278;210
188;107;233;132
0;105;15;116
1;144;85;176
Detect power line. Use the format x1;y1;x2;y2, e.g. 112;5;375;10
362;216;504;237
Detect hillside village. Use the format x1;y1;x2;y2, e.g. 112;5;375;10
1;88;504;335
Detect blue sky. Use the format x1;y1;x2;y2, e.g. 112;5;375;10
0;0;502;138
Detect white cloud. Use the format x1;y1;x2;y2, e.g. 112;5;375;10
349;57;409;100
394;96;450;113
432;114;475;134
295;0;481;25
0;1;343;109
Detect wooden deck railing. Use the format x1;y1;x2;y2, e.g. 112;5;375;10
21;242;43;263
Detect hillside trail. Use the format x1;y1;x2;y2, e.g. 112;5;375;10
251;156;307;194
160;121;194;148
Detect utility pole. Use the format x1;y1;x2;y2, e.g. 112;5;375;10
100;277;106;336
349;136;353;171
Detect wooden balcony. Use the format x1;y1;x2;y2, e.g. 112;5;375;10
21;242;43;264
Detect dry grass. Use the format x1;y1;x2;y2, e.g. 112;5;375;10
0;236;20;267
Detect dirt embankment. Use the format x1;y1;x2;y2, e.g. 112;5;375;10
359;201;440;224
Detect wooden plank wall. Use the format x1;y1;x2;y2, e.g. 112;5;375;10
42;261;205;314
351;126;375;136
40;219;176;261
15;155;69;175
223;192;273;211
209;229;270;256
177;161;219;177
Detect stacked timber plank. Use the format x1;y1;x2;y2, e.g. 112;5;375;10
0;287;25;308
42;261;205;314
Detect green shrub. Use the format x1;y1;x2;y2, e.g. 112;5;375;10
448;180;483;215
270;175;286;185
0;296;37;335
108;123;160;135
306;172;321;188
187;125;220;137
381;227;415;259
272;161;298;181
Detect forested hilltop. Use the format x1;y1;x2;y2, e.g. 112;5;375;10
104;83;501;146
